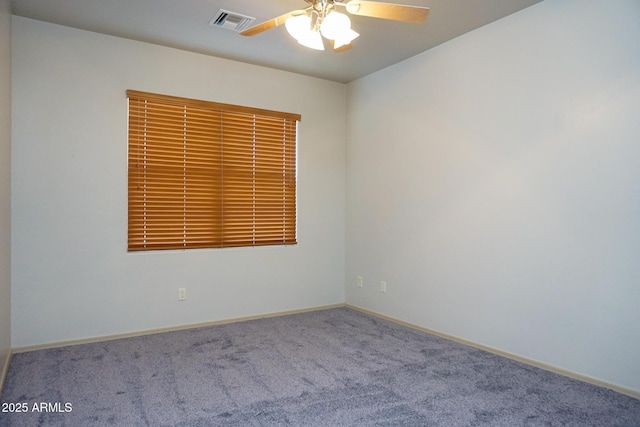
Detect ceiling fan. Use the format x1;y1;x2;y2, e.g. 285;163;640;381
240;0;429;52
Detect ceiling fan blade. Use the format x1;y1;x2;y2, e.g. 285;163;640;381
345;1;429;24
239;10;305;36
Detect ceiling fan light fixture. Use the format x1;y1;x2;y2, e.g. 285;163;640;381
285;14;311;41
322;11;359;49
285;14;325;50
320;11;351;40
333;28;359;49
298;29;325;50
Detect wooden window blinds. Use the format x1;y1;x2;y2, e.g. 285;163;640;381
127;90;299;251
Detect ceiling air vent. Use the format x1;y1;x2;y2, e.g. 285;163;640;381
209;9;255;32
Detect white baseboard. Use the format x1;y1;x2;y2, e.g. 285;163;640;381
346;304;640;401
0;349;12;399
10;303;639;401
12;303;346;354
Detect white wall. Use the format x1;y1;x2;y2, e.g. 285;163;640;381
346;0;640;393
0;0;11;388
11;17;346;348
9;0;640;396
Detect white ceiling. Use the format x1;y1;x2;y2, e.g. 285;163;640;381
10;0;543;83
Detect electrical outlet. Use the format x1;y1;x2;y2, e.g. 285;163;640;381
380;281;387;293
357;276;363;287
178;288;186;301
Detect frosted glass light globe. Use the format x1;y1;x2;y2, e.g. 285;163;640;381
285;14;312;41
320;11;351;40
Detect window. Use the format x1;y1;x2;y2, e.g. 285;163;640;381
127;90;299;251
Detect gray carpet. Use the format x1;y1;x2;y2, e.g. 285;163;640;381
1;307;639;426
